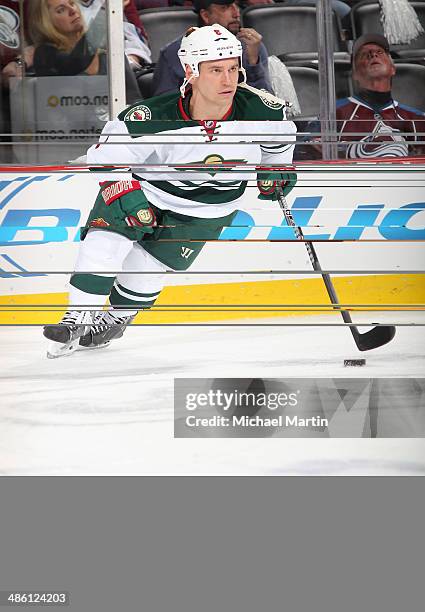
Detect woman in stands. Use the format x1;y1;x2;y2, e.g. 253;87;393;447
30;0;107;76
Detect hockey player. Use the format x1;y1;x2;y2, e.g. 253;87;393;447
43;24;297;358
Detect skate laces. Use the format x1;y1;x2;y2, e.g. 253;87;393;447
91;311;131;333
61;310;92;327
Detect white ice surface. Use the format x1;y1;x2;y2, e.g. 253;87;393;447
0;313;424;475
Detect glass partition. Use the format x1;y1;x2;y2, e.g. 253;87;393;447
1;0;110;165
1;0;424;164
279;0;425;161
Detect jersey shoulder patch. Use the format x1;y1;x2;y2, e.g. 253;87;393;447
117;92;180;122
234;87;284;120
122;104;152;122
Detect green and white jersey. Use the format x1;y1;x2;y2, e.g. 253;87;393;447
86;87;297;218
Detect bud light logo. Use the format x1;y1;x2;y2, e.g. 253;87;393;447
0;175;424;245
221;196;425;241
0;175;81;246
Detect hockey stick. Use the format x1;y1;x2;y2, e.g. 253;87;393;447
275;186;396;351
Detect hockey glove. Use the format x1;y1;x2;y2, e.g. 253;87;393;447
257;168;297;201
100;179;156;237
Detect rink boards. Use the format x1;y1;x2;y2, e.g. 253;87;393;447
0;158;424;324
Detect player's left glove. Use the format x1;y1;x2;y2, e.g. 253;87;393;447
256;167;297;200
100;179;156;236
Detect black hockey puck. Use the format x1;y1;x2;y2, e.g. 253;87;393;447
344;359;366;367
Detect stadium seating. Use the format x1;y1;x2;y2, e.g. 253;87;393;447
332;59;353;99
241;5;347;61
286;65;320;118
351;1;425;59
125;57;143;104
137;7;197;62
392;62;425;109
136;68;156;99
135;1;170;7
283;61;425;115
283;58;352;100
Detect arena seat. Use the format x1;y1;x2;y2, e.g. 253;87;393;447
351;1;425;59
241;5;346;60
136;68;155;99
283;57;352;100
125;56;143;104
134;1;169;8
391;63;425;109
286;62;425;117
286;65;320;118
333;59;353;99
138;7;197;62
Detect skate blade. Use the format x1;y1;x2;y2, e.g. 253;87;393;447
46;339;80;359
77;342;111;351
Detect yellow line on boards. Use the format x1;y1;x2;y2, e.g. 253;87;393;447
0;274;424;325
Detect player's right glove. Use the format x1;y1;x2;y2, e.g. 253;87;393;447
256;167;297;201
82;179;156;241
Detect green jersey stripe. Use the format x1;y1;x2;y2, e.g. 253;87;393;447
146;181;247;204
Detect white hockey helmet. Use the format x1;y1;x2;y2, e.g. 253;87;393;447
178;25;245;97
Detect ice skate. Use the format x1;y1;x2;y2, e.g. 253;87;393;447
43;310;93;359
79;311;136;349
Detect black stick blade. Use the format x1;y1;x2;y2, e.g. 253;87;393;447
352;325;396;352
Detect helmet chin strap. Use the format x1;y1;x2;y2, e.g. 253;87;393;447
180;72;196;98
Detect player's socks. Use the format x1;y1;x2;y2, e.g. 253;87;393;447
79;311;136;348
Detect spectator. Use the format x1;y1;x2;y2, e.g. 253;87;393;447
83;0;152;67
123;0;152;67
239;1;274;5
73;1;152;68
0;1;22;69
284;0;351;22
2;1;151;79
30;0;107;76
134;1;198;8
153;0;273;95
302;34;425;159
123;0;150;43
1;1;32;84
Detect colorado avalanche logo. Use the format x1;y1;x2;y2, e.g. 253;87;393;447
0;6;20;50
346;121;409;159
124;105;152;121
